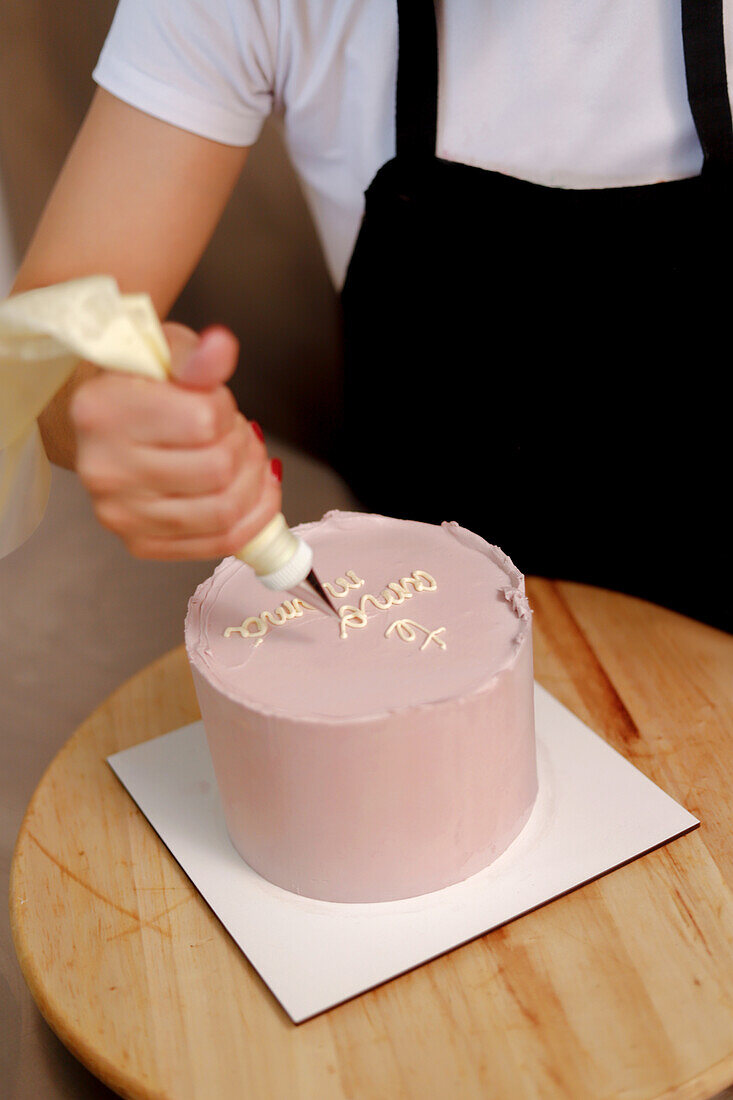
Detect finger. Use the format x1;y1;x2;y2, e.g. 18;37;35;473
168;323;240;392
136;414;258;495
122;477;282;561
98;430;270;538
162;321;199;366
79;414;261;498
71;370;238;448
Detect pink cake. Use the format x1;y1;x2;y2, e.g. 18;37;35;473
185;511;537;903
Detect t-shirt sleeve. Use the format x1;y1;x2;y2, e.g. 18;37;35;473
92;0;277;146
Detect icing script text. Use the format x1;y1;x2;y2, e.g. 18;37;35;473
224;568;447;650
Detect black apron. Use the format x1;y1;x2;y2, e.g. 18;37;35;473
336;0;731;633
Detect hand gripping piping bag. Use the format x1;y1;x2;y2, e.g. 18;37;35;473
0;276;336;614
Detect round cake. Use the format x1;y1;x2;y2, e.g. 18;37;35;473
185;511;537;903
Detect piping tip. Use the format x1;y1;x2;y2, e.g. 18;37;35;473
288;569;340;619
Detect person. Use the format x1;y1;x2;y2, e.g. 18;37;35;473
12;0;730;630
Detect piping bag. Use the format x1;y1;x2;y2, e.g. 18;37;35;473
0;276;337;616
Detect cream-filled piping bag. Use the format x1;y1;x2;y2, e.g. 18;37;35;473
0;276;338;615
236;512;338;616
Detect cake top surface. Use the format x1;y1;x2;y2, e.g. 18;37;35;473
185;511;531;721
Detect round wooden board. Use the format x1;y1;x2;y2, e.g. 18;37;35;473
10;579;733;1100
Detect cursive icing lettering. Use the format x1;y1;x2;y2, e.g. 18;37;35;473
337;570;438;638
224;567;443;654
385;618;447;651
323;571;365;599
224;598;314;641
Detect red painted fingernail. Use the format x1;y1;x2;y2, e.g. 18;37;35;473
250;420;264;443
271;457;283;482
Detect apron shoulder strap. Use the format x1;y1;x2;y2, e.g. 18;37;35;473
394;1;733;176
681;0;733;174
395;0;439;161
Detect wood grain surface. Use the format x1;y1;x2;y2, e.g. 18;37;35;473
9;579;733;1100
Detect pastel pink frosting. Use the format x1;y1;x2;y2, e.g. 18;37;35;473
185;511;537;902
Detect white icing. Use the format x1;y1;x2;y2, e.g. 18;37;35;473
337;570;438;639
323;571;365;598
224;597;315;640
385;618;447;651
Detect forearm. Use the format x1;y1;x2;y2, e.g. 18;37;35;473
10;87;248;471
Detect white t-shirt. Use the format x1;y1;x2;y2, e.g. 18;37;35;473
93;0;730;288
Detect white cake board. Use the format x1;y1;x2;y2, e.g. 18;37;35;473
107;683;698;1024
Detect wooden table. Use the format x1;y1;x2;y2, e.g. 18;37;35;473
9;579;733;1100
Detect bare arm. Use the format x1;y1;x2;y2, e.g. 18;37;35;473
13;87;249;468
11;88;282;561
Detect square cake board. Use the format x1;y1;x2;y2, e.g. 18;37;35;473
107;683;698;1024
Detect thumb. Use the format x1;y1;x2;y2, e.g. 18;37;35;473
164;321;239;391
